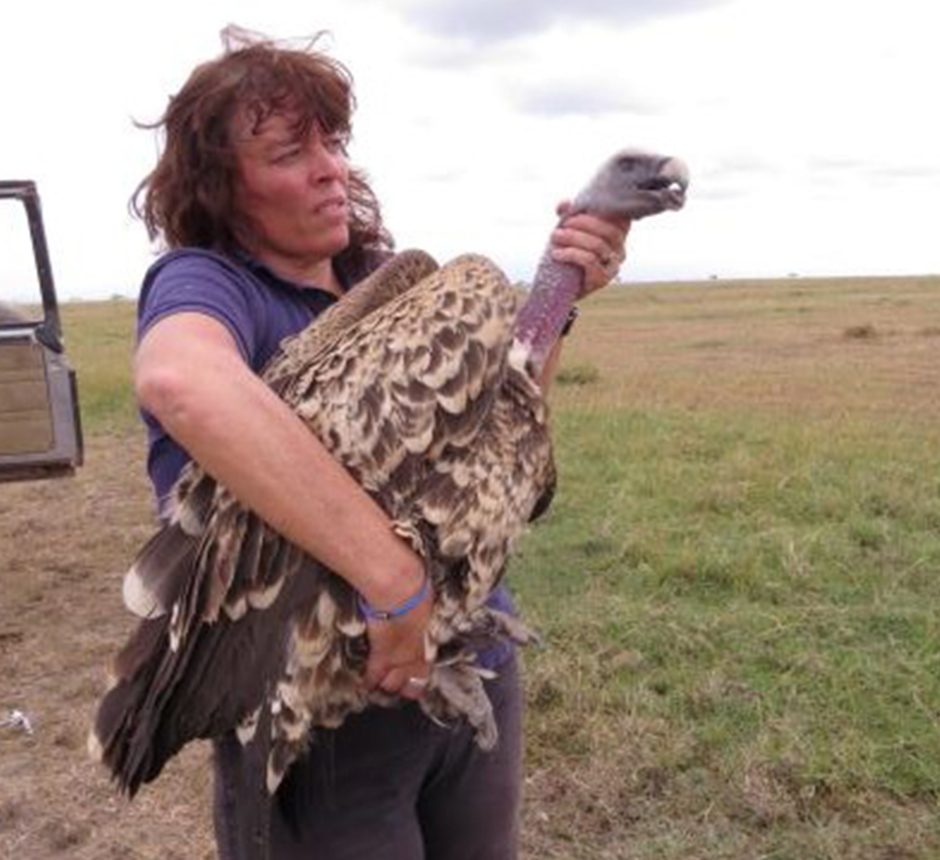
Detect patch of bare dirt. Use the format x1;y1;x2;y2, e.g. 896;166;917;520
0;433;215;860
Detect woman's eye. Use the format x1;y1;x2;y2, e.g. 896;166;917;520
273;147;302;163
325;135;348;155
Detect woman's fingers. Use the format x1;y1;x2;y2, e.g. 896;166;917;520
550;208;631;295
377;663;430;700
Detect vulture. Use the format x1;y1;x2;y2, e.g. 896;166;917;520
90;149;689;857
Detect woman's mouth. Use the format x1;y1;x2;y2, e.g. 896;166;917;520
315;197;347;215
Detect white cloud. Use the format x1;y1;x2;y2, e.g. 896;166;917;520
0;0;937;303
510;80;664;118
401;0;734;42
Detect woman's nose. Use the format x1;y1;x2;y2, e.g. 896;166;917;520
308;139;345;183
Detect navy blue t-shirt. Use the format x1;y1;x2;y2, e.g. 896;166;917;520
136;247;514;669
137;248;353;511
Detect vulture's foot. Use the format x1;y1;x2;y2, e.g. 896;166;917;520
422;656;498;750
420;608;539;747
483;609;541;648
436;606;540;651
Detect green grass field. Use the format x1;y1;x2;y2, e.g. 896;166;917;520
60;276;940;858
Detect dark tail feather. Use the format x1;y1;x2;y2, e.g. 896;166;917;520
90;618;167;795
90;607;235;796
90;553;326;798
122;523;199;619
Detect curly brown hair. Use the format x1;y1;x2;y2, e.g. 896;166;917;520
132;28;392;268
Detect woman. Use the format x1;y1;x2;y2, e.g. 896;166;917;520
133;31;629;860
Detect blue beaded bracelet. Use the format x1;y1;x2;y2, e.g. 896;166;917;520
357;574;430;621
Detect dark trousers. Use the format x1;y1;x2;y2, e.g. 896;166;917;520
213;655;522;860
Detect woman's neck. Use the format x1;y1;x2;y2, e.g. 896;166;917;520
250;247;345;297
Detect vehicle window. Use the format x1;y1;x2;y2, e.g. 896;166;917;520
0;197;43;324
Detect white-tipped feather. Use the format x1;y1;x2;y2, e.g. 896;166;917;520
224;596;249;621
168;603;182;653
175;500;206;537
235;706;262;745
336;614;367;638
507;339;530;374
246;579;285;611
267;760;285;795
122;565;166;619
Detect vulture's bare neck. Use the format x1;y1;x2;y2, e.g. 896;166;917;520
511;149;690;379
511;248;583;376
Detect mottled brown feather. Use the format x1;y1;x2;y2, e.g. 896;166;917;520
93;250;555;812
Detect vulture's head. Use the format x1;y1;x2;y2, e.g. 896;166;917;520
571;149;690;220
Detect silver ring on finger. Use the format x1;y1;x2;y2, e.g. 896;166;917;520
406;676;429;690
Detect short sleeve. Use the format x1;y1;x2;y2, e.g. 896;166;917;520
137;249;268;365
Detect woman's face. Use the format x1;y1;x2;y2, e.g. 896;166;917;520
231;110;351;279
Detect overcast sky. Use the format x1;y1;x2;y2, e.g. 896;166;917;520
1;0;937;301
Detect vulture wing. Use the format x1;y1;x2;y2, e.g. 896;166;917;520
91;250;547;800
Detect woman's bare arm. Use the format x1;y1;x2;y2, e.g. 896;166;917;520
136;312;431;694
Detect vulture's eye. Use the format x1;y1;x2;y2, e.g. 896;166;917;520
617;155;639;172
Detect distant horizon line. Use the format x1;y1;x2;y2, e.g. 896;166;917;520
5;268;938;306
32;269;933;303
